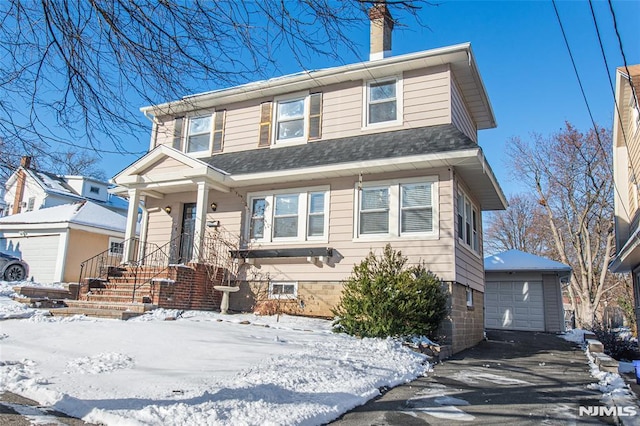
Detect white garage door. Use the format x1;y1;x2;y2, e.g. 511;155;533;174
485;281;545;331
2;234;61;283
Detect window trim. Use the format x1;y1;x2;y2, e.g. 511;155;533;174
273;91;310;145
353;176;438;241
182;110;222;157
363;76;403;129
246;186;330;244
269;281;298;300
457;186;480;254
108;237;125;257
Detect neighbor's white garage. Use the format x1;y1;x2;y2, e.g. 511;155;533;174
484;250;571;333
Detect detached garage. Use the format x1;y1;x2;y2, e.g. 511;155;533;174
0;201;129;283
484;250;571;333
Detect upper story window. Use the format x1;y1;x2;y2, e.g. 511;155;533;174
174;110;226;155
457;187;480;253
186;115;212;153
365;77;402;127
89;186;100;195
356;177;437;239
26;197;35;212
258;93;322;147
247;187;329;243
276;98;305;141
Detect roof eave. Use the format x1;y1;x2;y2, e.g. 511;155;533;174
141;43;496;130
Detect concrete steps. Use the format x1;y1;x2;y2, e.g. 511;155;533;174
49;300;156;320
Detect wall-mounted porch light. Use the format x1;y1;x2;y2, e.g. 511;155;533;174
210;202;218;211
164;205;172;214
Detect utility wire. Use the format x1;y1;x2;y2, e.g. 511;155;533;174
551;0;628;218
608;0;639;113
588;0;639;195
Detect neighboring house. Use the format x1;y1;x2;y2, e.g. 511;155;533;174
3;156;129;217
610;64;640;328
0;201;129;283
485;250;571;333
111;5;506;352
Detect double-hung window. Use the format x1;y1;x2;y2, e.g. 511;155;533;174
273;194;299;239
186;115;212;153
259;93;322;147
360;187;389;235
247;187;329;243
365;77;401;126
356;177;437;239
176;110;225;154
457;188;480;253
276;98;305;141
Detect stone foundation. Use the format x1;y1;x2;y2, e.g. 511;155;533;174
438;282;484;354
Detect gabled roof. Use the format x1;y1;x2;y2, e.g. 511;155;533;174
0;201;128;233
5;166;129;212
142;43;497;130
485;249;572;273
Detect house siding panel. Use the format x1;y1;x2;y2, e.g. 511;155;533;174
542;273;564;333
66;229;111;283
403;67;450;128
451;76;478;143
454;178;485;291
143;167;456;283
149;65;454;156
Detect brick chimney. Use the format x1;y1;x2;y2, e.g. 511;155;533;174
369;2;394;61
12;156;31;215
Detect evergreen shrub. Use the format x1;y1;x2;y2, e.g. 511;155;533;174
332;244;448;339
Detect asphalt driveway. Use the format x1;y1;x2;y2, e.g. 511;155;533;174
331;330;616;425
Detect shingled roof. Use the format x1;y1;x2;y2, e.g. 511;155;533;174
204;124;476;175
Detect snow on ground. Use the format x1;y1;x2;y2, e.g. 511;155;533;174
0;280;429;426
562;328;640;422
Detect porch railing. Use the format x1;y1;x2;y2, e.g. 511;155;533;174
77;227;245;303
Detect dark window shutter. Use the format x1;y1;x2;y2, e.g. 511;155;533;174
308;93;322;140
258;102;273;147
212;110;226;153
173;117;184;150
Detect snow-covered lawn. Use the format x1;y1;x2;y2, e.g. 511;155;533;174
0;281;429;425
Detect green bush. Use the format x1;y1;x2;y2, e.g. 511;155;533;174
332;244;448;339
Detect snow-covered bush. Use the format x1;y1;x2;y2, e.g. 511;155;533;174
332;244;448;339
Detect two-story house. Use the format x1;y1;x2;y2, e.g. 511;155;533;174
1;156;133;283
609;64;640;328
111;5;506;352
3;156;129;217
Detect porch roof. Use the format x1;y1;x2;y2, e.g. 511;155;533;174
113;125;507;210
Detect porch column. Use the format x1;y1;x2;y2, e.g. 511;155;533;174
193;181;210;262
123;187;140;263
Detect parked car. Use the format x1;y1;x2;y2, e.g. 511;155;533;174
0;253;29;281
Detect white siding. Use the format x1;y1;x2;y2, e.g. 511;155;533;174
543;273;565;333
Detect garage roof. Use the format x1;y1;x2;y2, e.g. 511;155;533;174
485;249;571;273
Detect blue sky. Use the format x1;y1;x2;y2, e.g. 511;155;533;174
91;1;639;199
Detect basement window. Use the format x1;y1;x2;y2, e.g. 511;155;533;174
269;282;298;299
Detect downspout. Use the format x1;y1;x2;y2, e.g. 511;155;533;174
143;110;159;151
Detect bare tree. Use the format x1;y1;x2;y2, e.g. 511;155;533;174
484;194;551;255
0;0;428;163
507;122;614;328
0;139;105;181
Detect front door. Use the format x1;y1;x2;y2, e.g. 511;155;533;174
179;203;197;263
